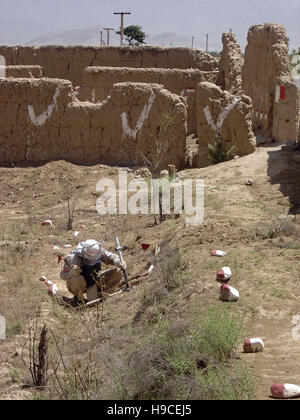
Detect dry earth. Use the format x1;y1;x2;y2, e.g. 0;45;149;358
0;142;299;400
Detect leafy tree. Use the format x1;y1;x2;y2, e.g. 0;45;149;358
117;25;147;46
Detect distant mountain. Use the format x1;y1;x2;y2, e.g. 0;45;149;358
26;27;195;49
26;26;104;47
1;0;299;50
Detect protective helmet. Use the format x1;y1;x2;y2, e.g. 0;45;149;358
82;240;103;263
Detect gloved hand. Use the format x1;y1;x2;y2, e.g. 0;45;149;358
119;260;127;270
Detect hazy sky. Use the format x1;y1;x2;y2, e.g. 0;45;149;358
0;0;299;48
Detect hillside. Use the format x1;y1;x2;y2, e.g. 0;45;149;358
0;142;299;400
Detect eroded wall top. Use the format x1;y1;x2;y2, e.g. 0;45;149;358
218;32;243;95
0;46;218;86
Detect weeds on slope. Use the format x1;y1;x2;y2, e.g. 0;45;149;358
113;307;254;400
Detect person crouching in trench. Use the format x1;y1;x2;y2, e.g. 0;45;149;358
60;239;127;306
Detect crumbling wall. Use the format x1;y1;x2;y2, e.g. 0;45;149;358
194;82;256;167
0;46;218;87
0;78;187;168
218;32;243;95
5;65;43;78
79;66;218;134
242;23;299;142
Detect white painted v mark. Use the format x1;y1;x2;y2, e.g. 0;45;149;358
28;87;61;126
121;90;156;139
204;98;240;132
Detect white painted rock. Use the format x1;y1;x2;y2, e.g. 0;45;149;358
41;220;53;227
64;244;72;248
148;265;154;274
45;280;58;296
220;284;239;302
243;338;264;353
271;383;300;399
211;250;227;257
40;277;58;296
216;267;232;282
74;231;80;237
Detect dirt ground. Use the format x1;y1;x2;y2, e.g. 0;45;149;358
0;142;299;400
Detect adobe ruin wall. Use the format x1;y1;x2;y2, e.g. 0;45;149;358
242;23;299;142
0;78;187;168
5;65;43;78
79;66;218;134
0;46;218;87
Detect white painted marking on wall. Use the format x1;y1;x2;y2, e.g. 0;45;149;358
204;97;240;132
0;55;6;78
0;315;5;340
121;90;156;139
91;89;96;103
204;106;217;131
28;87;61;126
275;85;280;103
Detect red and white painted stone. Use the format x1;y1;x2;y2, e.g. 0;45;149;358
211;250;227;257
271;383;300;399
216;267;232;282
243;338;264;353
40;276;58;296
41;220;53;227
220;284;239;302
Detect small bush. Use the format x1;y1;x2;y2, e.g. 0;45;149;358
208;137;236;165
250;218;297;240
114;307;253;400
195;362;255;400
199;306;244;362
133;245;184;324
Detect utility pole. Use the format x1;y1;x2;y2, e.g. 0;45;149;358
191;36;194;49
205;34;209;53
114;11;131;46
103;27;115;46
100;30;103;46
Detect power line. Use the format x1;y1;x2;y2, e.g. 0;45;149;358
206;33;209;53
113;11;131;46
103;27;115;46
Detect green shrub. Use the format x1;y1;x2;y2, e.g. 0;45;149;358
208;138;236;165
114;307;253;400
199;306;244;362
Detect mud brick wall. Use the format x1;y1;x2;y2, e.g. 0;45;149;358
218;32;243;95
0;78;187;168
242;23;299;142
5;65;43;78
79;66;218;134
0;46;218;87
194;82;256;167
